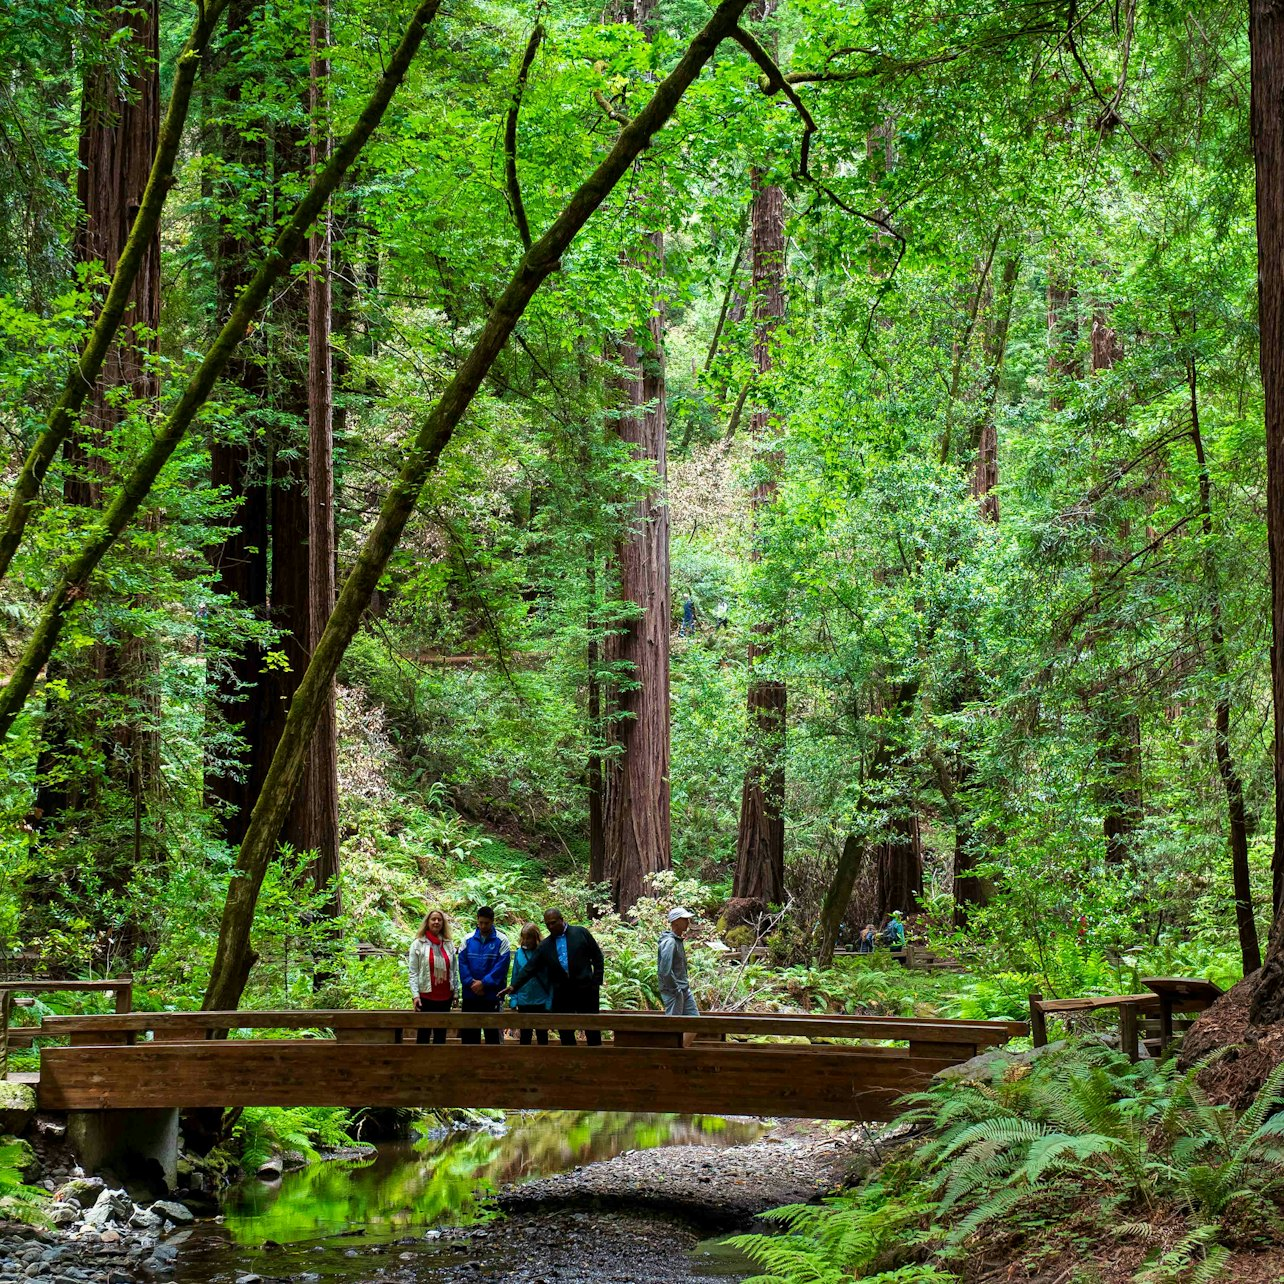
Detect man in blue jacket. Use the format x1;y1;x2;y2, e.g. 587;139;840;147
457;906;510;1045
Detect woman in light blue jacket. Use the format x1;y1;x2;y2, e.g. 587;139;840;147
508;923;553;1045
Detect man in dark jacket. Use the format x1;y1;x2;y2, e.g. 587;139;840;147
501;909;604;1045
457;906;510;1045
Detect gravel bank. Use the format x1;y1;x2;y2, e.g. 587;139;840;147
494;1127;850;1228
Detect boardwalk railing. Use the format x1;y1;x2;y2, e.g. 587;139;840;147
34;1009;1025;1121
0;978;132;1078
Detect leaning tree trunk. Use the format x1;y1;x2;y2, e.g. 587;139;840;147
602;0;671;913
733;163;787;906
1249;0;1284;1024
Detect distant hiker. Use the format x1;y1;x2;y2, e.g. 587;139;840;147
657;907;698;1017
715;600;729;630
857;924;878;954
680;596;697;636
500;909;604;1046
458;905;510;1046
881;912;906;949
408;909;458;1045
509;922;553;1045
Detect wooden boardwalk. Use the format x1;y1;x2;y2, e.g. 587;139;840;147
27;1009;1025;1122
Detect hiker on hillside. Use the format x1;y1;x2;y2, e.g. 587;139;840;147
499;909;604;1045
457;905;510;1045
657;907;698;1017
508;922;553;1044
408;909;459;1044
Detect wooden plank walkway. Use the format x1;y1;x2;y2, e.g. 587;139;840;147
30;1009;1025;1122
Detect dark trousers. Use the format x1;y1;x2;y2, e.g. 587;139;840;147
516;1003;549;1045
460;993;501;1044
552;984;601;1046
416;995;451;1044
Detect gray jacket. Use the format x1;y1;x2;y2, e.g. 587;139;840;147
657;930;690;994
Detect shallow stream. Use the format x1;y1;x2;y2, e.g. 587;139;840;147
174;1113;766;1283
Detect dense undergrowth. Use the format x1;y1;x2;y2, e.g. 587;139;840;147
732;1044;1284;1284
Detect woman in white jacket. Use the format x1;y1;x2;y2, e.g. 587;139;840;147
408;909;459;1044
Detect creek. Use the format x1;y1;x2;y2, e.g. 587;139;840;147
173;1112;768;1284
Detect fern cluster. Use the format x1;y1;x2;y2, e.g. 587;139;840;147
230;1105;359;1174
0;1139;49;1227
730;1044;1284;1283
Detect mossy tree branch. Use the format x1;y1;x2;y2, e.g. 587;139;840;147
0;0;231;585
201;0;757;1012
0;0;445;743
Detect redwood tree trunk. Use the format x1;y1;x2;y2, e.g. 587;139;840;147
1249;0;1284;1022
206;0;272;843
733;167;787;905
36;0;160;854
602;0;671;913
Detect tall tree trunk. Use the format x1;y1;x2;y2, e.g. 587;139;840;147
951;251;1018;924
602;0;671;913
1253;0;1284;1025
733;164;787;905
281;0;341;937
1188;357;1261;975
206;0;272;844
587;559;607;887
36;0;160;869
303;0;341;927
1090;310;1142;866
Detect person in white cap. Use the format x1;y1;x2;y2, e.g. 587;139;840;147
657;908;698;1017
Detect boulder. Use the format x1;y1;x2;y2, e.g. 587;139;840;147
55;1177;104;1207
150;1199;193;1224
254;1155;283;1180
933;1040;1067;1084
0;1082;37;1136
82;1188;131;1230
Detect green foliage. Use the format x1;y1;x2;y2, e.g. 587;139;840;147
0;1138;48;1227
739;1045;1284;1284
229;1106;357;1175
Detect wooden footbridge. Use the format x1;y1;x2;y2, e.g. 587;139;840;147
17;1006;1025;1122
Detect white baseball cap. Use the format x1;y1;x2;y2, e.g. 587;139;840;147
667;907;695;922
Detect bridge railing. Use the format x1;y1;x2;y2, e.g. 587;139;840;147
0;978;132;1078
33;1009;1026;1120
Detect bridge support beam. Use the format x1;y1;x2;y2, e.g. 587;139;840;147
67;1107;179;1194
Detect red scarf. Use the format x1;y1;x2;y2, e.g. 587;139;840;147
421;931;452;999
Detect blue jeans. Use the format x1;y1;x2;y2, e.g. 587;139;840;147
661;987;698;1017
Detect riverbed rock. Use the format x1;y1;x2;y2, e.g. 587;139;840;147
0;1082;37;1135
55;1178;104;1207
82;1189;130;1230
255;1155;283;1180
149;1199;192;1224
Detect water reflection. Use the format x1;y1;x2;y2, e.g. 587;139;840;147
221;1112;765;1246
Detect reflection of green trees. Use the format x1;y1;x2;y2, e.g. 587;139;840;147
221;1112;763;1245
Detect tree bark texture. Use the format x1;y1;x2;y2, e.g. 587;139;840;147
603;312;671;912
35;0;161;861
733;169;786;905
200;0;756;1012
295;0;342;920
206;0;272;844
1254;0;1284;1026
602;0;671;913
